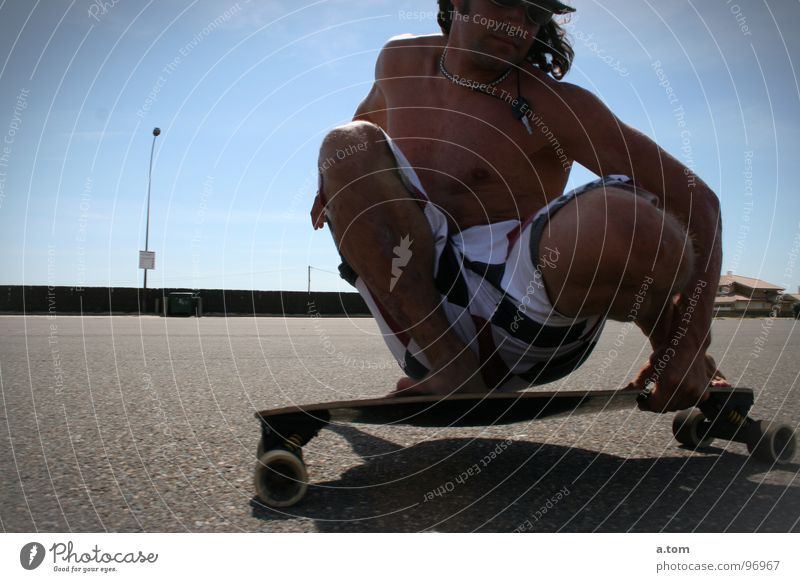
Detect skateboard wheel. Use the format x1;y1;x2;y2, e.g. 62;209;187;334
672;409;713;448
746;421;796;464
254;449;308;508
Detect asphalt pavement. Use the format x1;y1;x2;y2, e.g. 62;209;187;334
1;315;797;532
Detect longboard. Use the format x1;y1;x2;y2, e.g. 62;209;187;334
257;388;641;428
252;387;795;508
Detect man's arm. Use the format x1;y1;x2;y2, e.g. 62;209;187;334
353;82;387;127
557;84;723;409
311;42;392;230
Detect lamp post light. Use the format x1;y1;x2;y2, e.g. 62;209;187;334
141;127;160;313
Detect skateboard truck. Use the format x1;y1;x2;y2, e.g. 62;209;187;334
638;388;797;464
253;412;330;508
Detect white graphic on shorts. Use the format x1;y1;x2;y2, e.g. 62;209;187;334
390;235;413;292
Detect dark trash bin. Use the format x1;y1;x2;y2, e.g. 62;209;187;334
167;292;197;317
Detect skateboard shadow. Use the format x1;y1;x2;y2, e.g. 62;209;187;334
250;425;799;532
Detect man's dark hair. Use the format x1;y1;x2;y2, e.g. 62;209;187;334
436;0;574;80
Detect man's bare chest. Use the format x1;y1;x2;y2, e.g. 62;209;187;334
380;78;569;198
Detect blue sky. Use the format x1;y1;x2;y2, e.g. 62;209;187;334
0;0;798;293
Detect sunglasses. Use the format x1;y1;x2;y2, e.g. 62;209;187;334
488;0;553;26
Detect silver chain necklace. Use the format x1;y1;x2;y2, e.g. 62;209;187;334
438;47;534;135
438;47;512;93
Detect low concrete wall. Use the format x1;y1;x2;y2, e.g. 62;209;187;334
0;286;370;316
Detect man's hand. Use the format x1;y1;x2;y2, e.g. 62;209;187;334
311;191;326;230
627;298;731;412
628;345;717;412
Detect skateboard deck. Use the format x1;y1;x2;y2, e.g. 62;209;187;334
252;387;795;508
256;388;645;428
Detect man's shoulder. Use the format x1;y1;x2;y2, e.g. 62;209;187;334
521;68;603;112
377;33;444;75
383;32;446;50
520;66;582;98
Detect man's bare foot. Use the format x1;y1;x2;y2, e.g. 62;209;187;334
389;347;489;396
389;351;488;397
392;373;488;397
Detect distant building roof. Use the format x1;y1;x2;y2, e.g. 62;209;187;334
714;294;753;304
719;274;784;291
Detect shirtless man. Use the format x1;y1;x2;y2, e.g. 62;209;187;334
310;0;727;412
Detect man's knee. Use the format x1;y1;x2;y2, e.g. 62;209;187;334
318;120;386;184
570;187;692;286
541;186;693;314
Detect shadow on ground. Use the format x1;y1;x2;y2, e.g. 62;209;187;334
251;425;799;532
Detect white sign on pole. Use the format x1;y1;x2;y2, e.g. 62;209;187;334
139;250;156;270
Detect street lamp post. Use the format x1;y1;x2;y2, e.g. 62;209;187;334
141;127;160;312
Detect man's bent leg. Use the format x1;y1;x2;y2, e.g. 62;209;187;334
318;121;486;394
538;185;692;328
537;185;724;406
